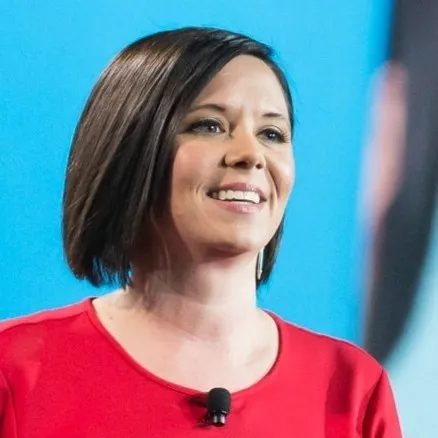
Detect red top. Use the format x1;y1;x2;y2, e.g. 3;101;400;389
0;298;401;437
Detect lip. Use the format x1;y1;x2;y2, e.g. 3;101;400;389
209;198;264;214
207;182;267;202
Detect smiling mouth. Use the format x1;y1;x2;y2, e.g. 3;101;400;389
208;189;261;204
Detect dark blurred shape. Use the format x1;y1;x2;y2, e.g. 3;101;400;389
364;0;438;363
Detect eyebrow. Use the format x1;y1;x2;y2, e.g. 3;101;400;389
186;103;288;120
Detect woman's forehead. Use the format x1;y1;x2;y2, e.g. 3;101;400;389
190;55;289;116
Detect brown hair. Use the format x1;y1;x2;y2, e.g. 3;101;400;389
62;26;294;288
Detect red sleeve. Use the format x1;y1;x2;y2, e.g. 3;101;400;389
361;370;402;437
0;369;17;437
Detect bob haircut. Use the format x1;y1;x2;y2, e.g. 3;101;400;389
62;26;294;288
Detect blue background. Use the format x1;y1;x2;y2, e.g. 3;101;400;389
0;0;392;343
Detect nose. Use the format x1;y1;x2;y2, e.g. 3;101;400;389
223;133;266;170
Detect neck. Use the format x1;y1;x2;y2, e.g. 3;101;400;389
101;251;279;392
126;253;261;343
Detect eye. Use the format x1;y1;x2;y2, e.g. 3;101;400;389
188;119;225;135
259;128;289;143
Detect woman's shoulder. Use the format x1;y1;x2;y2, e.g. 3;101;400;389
270;313;401;435
0;299;90;335
272;311;383;382
0;299;92;368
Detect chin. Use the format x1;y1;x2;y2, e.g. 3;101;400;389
206;235;264;256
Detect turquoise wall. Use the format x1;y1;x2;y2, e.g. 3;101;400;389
0;1;391;341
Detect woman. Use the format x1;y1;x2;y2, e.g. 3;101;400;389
0;27;401;436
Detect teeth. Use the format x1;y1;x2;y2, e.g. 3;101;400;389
210;190;261;204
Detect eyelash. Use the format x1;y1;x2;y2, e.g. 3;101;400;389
188;118;290;144
188;119;224;135
260;128;290;144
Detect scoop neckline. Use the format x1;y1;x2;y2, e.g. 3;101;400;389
83;296;286;399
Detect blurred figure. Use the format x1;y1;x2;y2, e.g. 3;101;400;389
362;1;438;435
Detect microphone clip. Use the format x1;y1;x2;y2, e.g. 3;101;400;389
206;387;231;427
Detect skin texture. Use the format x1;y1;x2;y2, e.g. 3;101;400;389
169;54;294;258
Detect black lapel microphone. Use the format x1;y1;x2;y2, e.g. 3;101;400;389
206;387;231;426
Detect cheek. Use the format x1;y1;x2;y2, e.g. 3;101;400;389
170;142;217;201
172;146;201;189
274;151;295;200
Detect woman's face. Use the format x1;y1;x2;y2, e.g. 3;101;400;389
170;55;295;257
